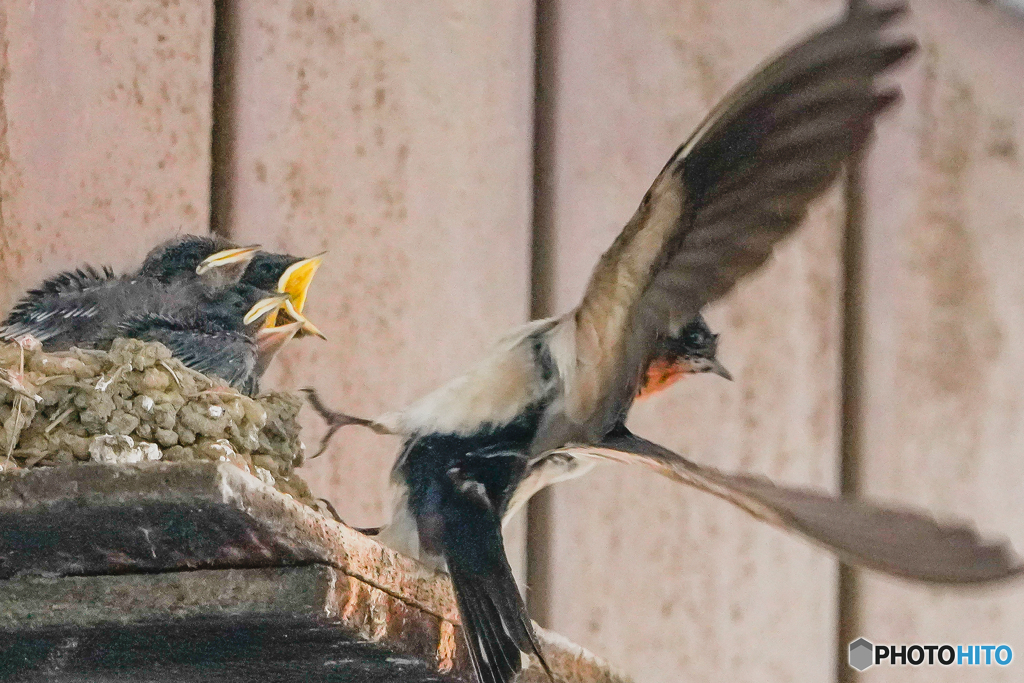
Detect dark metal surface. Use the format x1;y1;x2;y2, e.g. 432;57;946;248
0;462;457;618
0;463;631;683
3;620;451;683
0;566;466;683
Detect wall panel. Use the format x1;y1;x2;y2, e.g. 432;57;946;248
217;1;536;557
540;2;849;681
856;3;1024;681
0;0;213;310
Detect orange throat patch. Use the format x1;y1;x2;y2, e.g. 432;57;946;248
637;358;689;399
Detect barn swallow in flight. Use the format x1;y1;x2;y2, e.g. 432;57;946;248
305;9;1019;683
305;311;732;459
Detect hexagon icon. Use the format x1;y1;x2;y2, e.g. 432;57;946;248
849;638;874;671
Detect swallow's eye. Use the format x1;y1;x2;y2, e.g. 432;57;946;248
683;329;704;347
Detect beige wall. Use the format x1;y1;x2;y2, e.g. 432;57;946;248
1;1;1022;682
856;2;1024;682
0;0;213;313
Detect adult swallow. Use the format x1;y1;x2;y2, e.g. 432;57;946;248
306;9;1018;683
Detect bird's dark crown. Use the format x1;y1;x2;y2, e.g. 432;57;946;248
660;313;719;361
242;252;303;291
195;283;274;332
138;235;228;283
138;235;303;292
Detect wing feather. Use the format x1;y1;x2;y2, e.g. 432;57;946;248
119;315;257;392
559;6;916;438
1;266;119;345
552;433;1022;584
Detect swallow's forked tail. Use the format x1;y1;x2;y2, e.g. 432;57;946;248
447;519;554;683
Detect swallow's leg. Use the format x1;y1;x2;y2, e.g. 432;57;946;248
316;497;344;523
301;388;389;458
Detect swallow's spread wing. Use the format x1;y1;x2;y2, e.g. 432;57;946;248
551;433;1022;584
560;7;916;439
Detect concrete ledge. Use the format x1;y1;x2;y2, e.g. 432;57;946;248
0;463;632;683
0;566;462;682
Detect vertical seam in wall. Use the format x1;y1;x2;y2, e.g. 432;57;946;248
0;2;12;270
525;0;559;628
208;0;237;240
836;157;864;683
836;4;868;682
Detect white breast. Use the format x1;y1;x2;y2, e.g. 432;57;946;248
373;481;448;571
395;319;558;436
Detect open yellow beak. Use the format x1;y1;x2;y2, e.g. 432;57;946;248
195;245;261;276
265;254;325;336
243;294;290;326
281;298;326;339
277;254;324;313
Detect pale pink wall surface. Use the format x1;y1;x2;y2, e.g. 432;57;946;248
856;2;1024;681
538;2;849;681
0;0;213;309
217;1;536;536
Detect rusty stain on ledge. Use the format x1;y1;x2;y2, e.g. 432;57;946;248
0;461;632;683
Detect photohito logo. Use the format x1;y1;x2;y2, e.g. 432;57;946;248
849;638;1013;671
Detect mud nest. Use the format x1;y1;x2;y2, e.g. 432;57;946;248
0;338;315;506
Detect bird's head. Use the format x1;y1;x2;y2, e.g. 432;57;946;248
188;285;285;333
637;313;732;399
243;252;326;339
142;236;326;339
139;234;230;283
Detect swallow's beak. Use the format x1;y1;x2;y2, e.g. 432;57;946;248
706;357;733;381
265;254;325;334
277;254;324;313
243;294;290;326
281;298;327;339
196;245;261;281
255;321;303;375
